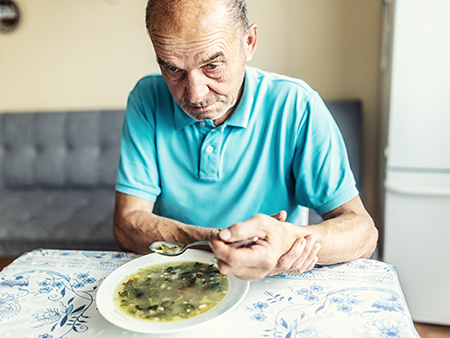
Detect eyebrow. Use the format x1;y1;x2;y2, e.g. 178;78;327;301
157;52;225;69
200;52;224;64
157;57;174;68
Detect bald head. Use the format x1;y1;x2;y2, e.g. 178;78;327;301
145;0;250;40
144;0;257;126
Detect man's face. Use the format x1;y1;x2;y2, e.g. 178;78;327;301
149;1;256;126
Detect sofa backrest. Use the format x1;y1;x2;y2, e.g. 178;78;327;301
326;100;363;197
0;102;363;193
0;110;125;189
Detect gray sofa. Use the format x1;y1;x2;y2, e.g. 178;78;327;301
0;111;125;256
0;101;362;257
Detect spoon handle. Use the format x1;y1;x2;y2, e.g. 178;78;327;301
186;237;258;249
186;241;209;248
188;237;258;248
228;236;259;248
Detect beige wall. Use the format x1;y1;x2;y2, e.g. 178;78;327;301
248;0;383;223
0;0;153;111
0;0;383;222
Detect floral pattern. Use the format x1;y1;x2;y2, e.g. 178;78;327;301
0;251;419;338
248;260;419;338
0;250;139;337
0;293;21;321
363;318;410;338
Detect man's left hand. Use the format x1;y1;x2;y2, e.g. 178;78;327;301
267;234;320;276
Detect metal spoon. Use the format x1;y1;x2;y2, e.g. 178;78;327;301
149;236;259;256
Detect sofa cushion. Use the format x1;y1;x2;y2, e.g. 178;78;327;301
0;110;125;189
0;189;119;256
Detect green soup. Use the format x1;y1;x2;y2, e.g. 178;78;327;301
114;261;229;322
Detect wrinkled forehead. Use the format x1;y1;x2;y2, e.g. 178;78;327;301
148;0;234;43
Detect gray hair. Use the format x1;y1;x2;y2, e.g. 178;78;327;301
145;0;250;37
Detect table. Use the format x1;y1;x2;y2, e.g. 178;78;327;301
0;249;420;338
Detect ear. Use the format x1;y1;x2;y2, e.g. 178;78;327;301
244;23;258;62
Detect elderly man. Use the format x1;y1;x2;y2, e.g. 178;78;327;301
113;0;378;281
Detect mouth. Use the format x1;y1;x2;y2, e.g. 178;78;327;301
191;104;213;112
185;99;221;114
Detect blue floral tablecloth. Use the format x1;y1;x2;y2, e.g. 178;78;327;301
0;250;419;338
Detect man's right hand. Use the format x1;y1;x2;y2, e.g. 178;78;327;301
210;211;318;281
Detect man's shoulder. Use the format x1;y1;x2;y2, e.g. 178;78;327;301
133;72;167;90
129;72;172;106
247;66;315;97
127;73;174;117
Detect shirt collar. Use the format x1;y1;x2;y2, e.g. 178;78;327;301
174;66;254;130
223;67;254;129
174;102;196;130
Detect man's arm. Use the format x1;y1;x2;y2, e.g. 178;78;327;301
113;192;218;253
210;195;378;281
309;195;378;264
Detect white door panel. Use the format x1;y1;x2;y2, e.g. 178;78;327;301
384;190;450;324
387;0;450;170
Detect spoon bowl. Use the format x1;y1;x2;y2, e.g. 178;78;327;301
149;240;209;256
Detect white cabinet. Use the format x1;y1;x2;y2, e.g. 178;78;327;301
383;0;450;325
384;171;450;324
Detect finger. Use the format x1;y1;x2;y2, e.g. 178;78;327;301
304;257;319;272
216;258;269;281
212;238;279;279
266;237;308;276
274;237;306;272
276;235;315;275
288;240;320;274
270;210;287;222
302;243;321;271
208;228;221;241
212;236;272;266
218;214;271;243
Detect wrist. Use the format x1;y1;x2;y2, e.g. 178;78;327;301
207;228;221;242
282;222;312;250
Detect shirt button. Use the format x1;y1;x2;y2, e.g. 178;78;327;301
206;146;214;153
199;122;205;127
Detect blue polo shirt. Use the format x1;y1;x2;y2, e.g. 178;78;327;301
116;66;358;228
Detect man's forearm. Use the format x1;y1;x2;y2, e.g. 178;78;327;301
113;209;216;254
281;196;378;266
309;209;378;265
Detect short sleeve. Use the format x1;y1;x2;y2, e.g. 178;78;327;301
293;91;359;215
115;81;161;202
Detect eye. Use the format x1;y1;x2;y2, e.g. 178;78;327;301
168;66;179;73
206;64;219;70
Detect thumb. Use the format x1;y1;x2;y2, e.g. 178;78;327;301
219;213;283;243
218;228;233;241
270;210;287;222
218;215;265;242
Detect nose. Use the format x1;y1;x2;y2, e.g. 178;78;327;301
185;71;209;104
